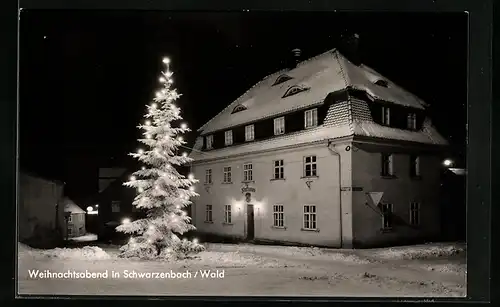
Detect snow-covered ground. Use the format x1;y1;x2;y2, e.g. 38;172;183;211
17;242;466;297
69;233;98;242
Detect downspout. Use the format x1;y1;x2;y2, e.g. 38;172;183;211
327;141;343;248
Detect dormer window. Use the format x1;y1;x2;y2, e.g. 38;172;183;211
381;106;390;126
273;74;293;86
205;135;214;150
374;79;389;87
282;85;309;98
231;104;247;114
407;112;417;130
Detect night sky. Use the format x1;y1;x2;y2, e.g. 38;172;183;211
19;11;467;202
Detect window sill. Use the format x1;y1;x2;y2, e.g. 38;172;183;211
274;132;285;136
270;178;286;181
204;221;214;224
301;228;320;233
271;226;287;230
224;144;233;147
204;183;213;186
410;175;422;180
380;175;397;179
241;180;255;184
221;181;233;184
301;176;319;180
380;227;393;233
222;222;233;226
245;139;255;143
304;125;318;130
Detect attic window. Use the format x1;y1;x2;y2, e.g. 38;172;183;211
374;79;389;87
231;104;247;114
282;85;309;98
273;74;293;86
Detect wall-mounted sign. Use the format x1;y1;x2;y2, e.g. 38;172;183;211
241;182;256;193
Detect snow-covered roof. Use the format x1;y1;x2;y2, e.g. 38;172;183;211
63;198;86;214
198;48;427;135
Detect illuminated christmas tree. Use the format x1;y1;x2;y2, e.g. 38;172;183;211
116;57;204;259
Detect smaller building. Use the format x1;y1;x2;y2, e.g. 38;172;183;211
63;198;86;238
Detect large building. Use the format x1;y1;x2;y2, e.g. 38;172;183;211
188;48;448;248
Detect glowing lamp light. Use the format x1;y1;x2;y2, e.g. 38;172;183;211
189;186;195;192
122;218;131;225
86;206;93;212
130;176;136;181
182;152;188;157
138;149;144;154
159;77;166;83
163;57;170;64
145;120;151;126
182;211;187;216
155;91;162;98
146;134;151;139
180;123;187;129
177;136;184;142
193;238;198;244
129;237;136;244
149;225;155;231
188;173;194;180
141;166;146;170
183;238;187;243
151;103;157;109
95;204;99;208
443;159;453;167
138;187;144;193
168;78;174;84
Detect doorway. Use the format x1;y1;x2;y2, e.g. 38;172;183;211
246;204;255;240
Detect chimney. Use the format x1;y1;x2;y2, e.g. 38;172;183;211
342;33;361;65
290;48;302;68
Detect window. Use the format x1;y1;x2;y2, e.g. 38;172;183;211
283;85;309;98
273;160;284;179
205;169;212;184
245;125;255;141
243;163;253;181
274;117;285;135
67;215;72;223
273;205;284;227
273;74;293;86
223;166;232;183
381;106;391;125
304;155;317;177
303;205;317;230
205;205;213;222
375;79;389;87
381;153;394;176
381;203;393;229
304;108;318;128
407;112;417;130
111;201;121;213
224;205;232;224
410;202;420;226
67;227;72;236
224;130;233;146
232;104;247;114
206;135;214;149
410;155;421;177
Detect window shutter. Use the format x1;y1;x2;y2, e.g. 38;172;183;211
388;154;394;175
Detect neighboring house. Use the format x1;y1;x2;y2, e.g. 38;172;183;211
18;171;65;247
189;48;448;248
63;197;86;238
96;168;145;241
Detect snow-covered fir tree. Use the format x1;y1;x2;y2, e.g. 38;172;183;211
116;57;204;259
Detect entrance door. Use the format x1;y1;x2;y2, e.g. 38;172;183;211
246;204;255;240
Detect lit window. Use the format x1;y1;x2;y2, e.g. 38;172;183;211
224;130;233;146
273;160;284;179
224;205;232;224
205;135;214;149
304;156;317;177
243;163;253;182
273;205;284;227
274;117;285;135
381;106;391;125
245;125;255;141
205;169;212;184
304;108;318;128
303;205;317;230
223;166;232;183
407;112;417;130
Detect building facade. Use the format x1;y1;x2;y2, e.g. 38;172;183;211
189;49;448;248
18;172;66;247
